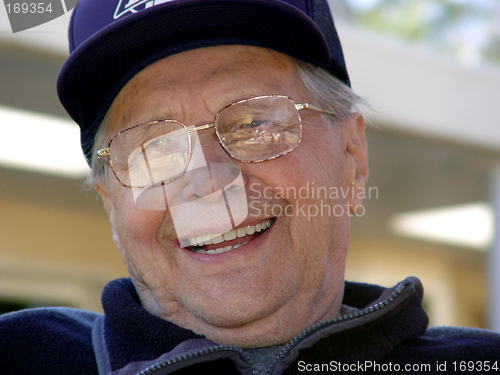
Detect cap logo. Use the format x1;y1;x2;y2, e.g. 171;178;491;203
114;0;174;19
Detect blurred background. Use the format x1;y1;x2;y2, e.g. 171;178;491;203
1;0;500;330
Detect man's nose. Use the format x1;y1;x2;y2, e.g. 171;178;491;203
180;129;246;201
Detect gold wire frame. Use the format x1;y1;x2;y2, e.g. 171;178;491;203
97;95;336;188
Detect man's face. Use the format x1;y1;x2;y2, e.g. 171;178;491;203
96;45;367;347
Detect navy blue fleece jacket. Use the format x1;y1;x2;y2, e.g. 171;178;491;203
1;277;499;374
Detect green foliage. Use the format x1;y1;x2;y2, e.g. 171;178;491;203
345;0;500;66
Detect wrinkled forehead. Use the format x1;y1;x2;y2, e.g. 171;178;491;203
105;45;306;133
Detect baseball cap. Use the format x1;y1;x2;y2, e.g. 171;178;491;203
57;0;350;163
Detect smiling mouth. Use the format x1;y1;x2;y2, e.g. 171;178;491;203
185;218;275;255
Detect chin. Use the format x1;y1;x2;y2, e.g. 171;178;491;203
188;299;278;329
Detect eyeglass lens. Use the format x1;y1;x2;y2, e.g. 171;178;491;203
110;121;190;187
216;96;301;162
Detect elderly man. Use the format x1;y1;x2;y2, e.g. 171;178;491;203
1;0;499;374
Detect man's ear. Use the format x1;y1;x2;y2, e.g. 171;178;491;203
93;179;114;218
93;179;126;255
345;113;368;215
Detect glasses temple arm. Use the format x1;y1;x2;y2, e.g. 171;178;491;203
296;103;337;117
97;148;110;158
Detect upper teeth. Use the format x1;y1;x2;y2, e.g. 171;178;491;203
187;219;272;247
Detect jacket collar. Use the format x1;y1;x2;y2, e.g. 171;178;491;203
95;278;203;373
272;276;429;373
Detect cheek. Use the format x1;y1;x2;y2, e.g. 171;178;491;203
269;130;348;261
273;135;345;195
306;130;345;180
110;188;168;253
110;197;177;288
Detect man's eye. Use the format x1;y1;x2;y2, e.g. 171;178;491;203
146;136;182;151
243;119;272;127
150;137;167;146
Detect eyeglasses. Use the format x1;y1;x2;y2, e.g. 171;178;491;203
97;95;335;188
